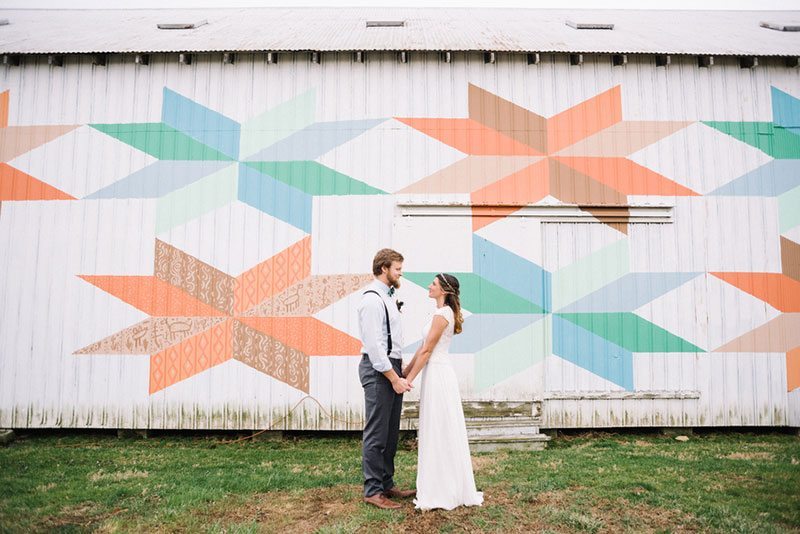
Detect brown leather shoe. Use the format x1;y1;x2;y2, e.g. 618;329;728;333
363;493;402;509
383;487;416;499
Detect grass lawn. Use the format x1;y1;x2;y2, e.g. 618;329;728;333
0;430;798;533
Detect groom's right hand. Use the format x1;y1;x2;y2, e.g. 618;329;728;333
383;369;412;393
392;377;412;394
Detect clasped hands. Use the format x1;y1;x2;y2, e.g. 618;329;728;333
392;375;413;394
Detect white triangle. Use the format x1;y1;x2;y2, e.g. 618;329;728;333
628;122;772;195
633;275;709;351
158;200;307;276
543;355;627;393
475;216;545;266
470;359;545;400
6;125;156;199
316;118;465;194
540;223;627;273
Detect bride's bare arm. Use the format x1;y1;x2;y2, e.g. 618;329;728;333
405;315;449;384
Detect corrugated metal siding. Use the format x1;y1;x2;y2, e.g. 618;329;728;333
0;8;799;56
0;52;798;430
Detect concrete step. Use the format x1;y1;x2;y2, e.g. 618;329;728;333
465;416;551;451
465;417;542;428
469;433;551;453
402;400;541;420
466;425;542;439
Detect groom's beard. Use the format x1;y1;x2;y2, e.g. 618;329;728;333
388;275;401;289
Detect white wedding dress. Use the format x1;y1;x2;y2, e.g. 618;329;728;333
414;306;484;511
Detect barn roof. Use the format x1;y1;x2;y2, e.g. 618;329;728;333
0;8;799;56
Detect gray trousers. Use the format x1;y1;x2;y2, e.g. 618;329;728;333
359;354;404;497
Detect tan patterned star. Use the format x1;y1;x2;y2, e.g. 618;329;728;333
76;237;372;393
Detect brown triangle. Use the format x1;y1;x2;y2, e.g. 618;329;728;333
548;158;628;205
581;207;630;234
781;236;800;282
468;84;549;154
0;125;81;161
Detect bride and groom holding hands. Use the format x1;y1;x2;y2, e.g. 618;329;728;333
357;248;484;511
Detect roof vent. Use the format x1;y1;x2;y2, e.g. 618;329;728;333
760;21;800;32
157;19;208;30
566;20;614;30
366;20;405;28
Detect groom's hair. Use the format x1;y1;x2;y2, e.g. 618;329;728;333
372;248;404;275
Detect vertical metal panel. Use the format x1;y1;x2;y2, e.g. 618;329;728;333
0;52;798;429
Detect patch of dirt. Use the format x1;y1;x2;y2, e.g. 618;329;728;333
634;440;654;447
201;485;365;532
39;503;127;530
404;487;562;534
722;452;775;461
187;480;714;534
593;497;701;532
200;484;571;533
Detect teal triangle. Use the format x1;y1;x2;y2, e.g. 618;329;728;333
243;161;385;195
90;123;234;161
557;312;704;353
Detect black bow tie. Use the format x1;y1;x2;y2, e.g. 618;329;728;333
388;287;395;297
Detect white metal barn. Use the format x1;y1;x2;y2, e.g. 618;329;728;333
0;8;799;435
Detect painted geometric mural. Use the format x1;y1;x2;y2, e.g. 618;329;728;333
398;84;800;393
397;84;697;233
405;235;704;391
0;90;79;201
2;74;800;419
703;87;800;392
75;236;372;393
88;88;386;234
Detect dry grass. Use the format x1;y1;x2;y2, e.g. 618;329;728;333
88;469;150;482
722;452;775;461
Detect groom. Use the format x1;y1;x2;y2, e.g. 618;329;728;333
358;248;416;509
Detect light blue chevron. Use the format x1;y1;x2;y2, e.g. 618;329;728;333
240;89;317;159
552;314;633;390
155;164;239;234
551;238;629;311
558;272;701;313
84;161;232;199
474;315;551;391
708;160;800;197
237;163;312;233
772;86;800;134
245;119;387;161
780;184;800;232
472;235;551;311
162;88;241;160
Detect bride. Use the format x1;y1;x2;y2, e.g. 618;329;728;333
403;273;484;511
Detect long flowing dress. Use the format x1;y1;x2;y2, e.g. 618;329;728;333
414;306;484;511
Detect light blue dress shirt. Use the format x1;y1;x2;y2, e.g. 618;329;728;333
358;279;404;373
